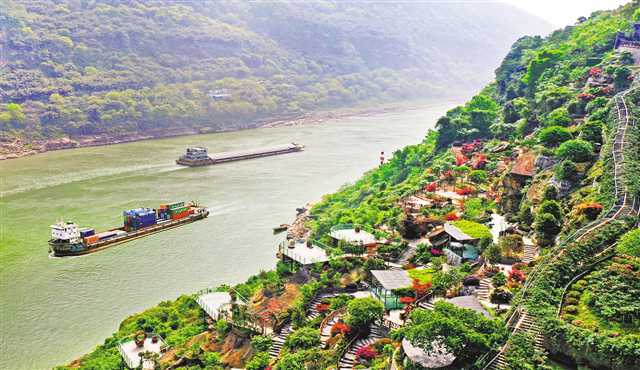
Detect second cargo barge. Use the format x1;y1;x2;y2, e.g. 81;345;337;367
48;202;209;257
176;143;304;167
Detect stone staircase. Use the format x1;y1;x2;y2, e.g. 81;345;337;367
484;310;545;370
268;323;293;359
522;237;537;264
321;310;345;345
477;278;493;302
338;323;385;369
417;296;434;310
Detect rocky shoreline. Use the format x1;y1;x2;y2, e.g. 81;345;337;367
0;100;449;161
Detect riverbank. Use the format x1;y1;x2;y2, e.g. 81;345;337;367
0;98;459;161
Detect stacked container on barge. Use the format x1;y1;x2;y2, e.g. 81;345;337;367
48;202;209;257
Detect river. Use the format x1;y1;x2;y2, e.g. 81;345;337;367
0;100;457;369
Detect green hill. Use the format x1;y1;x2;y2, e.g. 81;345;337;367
0;0;551;154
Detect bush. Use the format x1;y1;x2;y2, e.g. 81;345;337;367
469;170;488;183
492;272;507;287
539;200;563;220
463;275;480;286
579;120;603;143
538;125;572;146
246;352;270;370
215;319;230;341
490;288;513;304
543;185;558;200
346;298;384;330
251;335;272;352
284;327;320;351
564;305;579;314
556;139;593;162
617;228;640;257
555;160;579;181
543;107;572;127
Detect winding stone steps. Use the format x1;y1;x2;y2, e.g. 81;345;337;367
338;323;385;369
476;278;493;302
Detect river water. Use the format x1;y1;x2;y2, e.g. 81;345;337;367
0;101;456;369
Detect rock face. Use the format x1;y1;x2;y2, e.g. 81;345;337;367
535;155;557;171
549;177;574;198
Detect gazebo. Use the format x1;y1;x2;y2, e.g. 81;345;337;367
428;223;479;265
370;270;412;309
118;333;168;369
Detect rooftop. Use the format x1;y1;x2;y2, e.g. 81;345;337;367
443;223;475;242
371;269;412;290
282;240;329;265
329;227;377;245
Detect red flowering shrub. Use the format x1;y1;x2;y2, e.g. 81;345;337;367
399;296;415;304
316;303;330;313
600;86;613;95
509;269;526;283
455;153;468;166
442;170;455;179
444;211;460;221
589;67;602;76
331;322;351;336
425;182;437;192
455;187;474;196
355;345;378;360
430;248;444;256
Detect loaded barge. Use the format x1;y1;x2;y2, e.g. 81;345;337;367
48;202;209;257
176;143;304;167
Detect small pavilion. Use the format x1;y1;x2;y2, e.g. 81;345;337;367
197;291;233;321
370;269;412;309
280;239;330;265
428;223;479;265
329;224;377;254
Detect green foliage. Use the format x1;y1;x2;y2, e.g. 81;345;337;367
346;297;384;329
556;139;593;162
538;125;572;146
246;352;270;370
451;219;492;240
202;351;223;367
250;335;272;352
215;319;230;341
492;272;507;287
398;301;507;365
503;332;548;369
617;229;640;257
579;120;604;143
555;159;579;181
543;107;572;127
484;243;502;264
285;327;320;351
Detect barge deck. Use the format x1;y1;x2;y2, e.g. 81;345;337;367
176;143;304;167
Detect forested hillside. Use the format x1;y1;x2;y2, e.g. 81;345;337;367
0;0;551;157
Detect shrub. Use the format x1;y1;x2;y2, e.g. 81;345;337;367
555;159;579;181
539;200;563;220
246;352;270;370
355;345;378;360
251;335;272;352
285;327;320;351
564;305;579;314
490;288;513;304
565;297;579;305
215;319;230;341
538;125;572;146
556;139;593;162
579;120;603;143
508;269;526;283
543;107;572;127
617;228;640;257
543;185;558;200
346;298;384;330
492;272;507;287
469;170;488;183
463;275;480;286
331;322;351;336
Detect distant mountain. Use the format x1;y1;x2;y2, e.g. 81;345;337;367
0;0;552;151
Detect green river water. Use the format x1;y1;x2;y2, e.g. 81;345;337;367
0;101;455;369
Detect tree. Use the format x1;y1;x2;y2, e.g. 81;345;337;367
345;297;384;330
399;301;507;366
539;200;563;221
469;170;488;183
534;213;561;245
579;120;603;144
284;327;320;351
556;139;593;162
484;243;502;264
492;272;507;287
499;234;523;259
538;126;572;146
543;185;558;201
